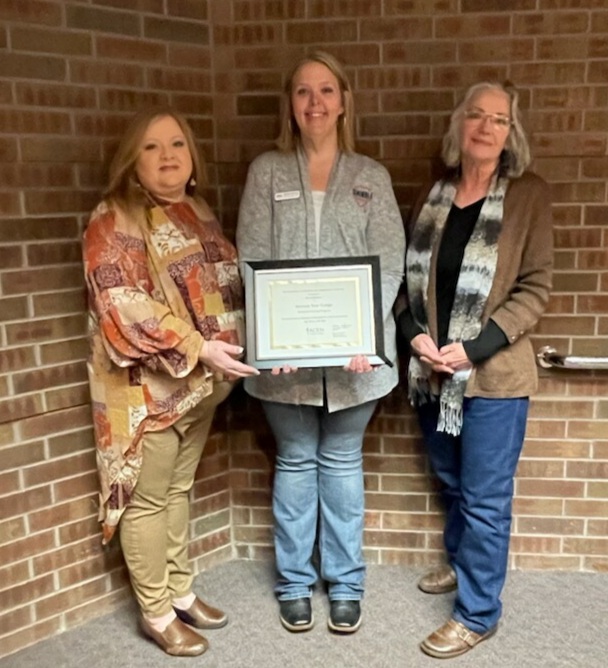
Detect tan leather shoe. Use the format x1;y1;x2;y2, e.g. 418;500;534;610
140;616;209;656
417;564;457;594
174;596;228;629
420;618;497;658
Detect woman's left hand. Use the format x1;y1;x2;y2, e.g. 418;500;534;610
344;354;374;373
271;365;299;375
438;343;473;371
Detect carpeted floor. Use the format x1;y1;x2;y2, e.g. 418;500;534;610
3;560;607;667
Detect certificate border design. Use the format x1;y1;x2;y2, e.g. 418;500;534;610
243;256;389;370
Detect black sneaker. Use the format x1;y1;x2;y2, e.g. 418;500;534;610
279;597;314;632
328;600;361;634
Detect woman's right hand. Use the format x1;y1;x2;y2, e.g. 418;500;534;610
199;340;260;379
410;333;454;375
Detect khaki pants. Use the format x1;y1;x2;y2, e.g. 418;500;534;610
120;381;233;617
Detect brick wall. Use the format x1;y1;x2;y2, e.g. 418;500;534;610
1;0;607;658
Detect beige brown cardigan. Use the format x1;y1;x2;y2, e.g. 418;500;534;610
404;171;553;398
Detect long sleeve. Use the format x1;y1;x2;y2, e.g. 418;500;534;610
488;174;553;345
84;204;203;379
236;154;275;264
365;164;406;321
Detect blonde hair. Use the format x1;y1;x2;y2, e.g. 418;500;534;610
105;106;207;210
276;50;355;153
442;82;531;178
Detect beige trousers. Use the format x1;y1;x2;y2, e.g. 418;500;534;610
119;381;233;617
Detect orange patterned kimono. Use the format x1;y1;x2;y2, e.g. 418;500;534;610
83;199;244;544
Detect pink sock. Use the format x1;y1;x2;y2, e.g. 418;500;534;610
145;610;177;633
172;592;196;611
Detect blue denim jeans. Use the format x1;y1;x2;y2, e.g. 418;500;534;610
418;396;529;633
262;399;378;602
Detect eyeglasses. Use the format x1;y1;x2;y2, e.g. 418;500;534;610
463;109;512;129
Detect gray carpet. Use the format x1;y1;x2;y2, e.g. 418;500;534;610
3;560;607;667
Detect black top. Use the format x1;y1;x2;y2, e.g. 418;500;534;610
399;198;508;365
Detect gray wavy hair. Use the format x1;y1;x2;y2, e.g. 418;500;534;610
442;81;531;178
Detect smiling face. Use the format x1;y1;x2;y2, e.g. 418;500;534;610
459;88;511;170
290;61;344;145
135;115;193;201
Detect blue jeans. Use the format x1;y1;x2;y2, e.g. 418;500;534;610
418;396;529;633
262;399;378;602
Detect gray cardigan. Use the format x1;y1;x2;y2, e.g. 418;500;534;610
236;148;406;412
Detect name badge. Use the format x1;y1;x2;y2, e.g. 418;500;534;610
274;190;301;202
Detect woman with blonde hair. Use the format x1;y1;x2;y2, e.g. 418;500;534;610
84;107;258;657
237;52;405;634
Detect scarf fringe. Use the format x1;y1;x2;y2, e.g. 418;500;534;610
437;398;463;436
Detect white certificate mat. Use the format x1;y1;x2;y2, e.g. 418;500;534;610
243;257;389;369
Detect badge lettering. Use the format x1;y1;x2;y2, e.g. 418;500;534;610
274;190;301;201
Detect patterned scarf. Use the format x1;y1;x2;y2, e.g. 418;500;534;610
406;176;507;435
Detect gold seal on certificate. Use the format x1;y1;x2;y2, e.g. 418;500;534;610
243;256;390;369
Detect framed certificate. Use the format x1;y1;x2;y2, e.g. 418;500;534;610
243;256;390;370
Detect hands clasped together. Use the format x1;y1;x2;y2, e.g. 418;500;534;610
410;333;472;375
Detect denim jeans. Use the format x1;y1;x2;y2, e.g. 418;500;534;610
417;396;529;633
262;399;378;602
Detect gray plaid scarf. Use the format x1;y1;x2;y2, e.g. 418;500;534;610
406;176;507;435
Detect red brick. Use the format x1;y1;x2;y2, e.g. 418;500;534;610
286;19;358;43
555;273;597;294
96;35;166;63
512;61;587;85
11;26;92;56
463;0;535;8
385;41;457;64
144;16;209;44
94;0;163;9
0;163;75;189
232;0;305;21
2;266;84;296
35;578;109;621
0;0;61;24
3;573;56;609
0;216;79;243
436;14;510;37
578;250;608;270
551;182;606;202
168;44;212;69
70;59;145;87
0;108;71;134
98;87;170;111
361;17;432;41
40;338;89;365
0;52;65;81
514;11;589;34
32;289;86;317
0;296;29;323
582;157;608;179
433;65;509;88
15;82;97;109
529;110;583;133
66;5;139;34
166;0;207;19
0;394;45;424
0;470;21;495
